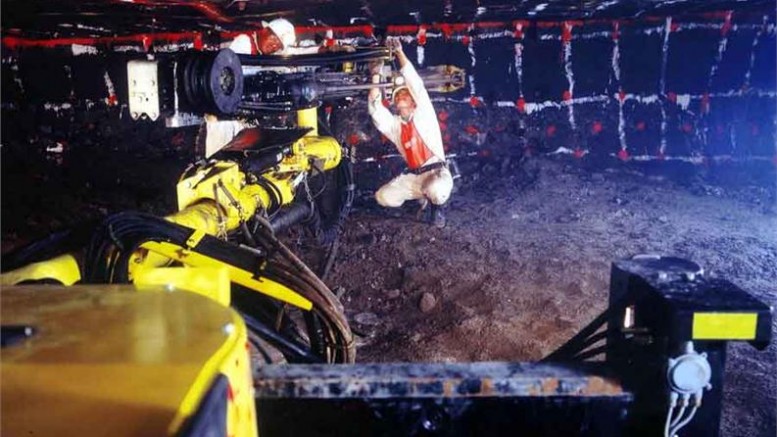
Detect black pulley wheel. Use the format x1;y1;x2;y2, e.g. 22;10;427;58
208;49;243;114
179;49;243;114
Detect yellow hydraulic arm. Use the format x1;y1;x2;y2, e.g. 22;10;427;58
1;107;340;311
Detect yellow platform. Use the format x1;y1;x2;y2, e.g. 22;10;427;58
1;285;256;437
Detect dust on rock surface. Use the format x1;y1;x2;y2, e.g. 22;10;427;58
318;157;776;437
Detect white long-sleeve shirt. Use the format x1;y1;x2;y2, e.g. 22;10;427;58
368;63;445;165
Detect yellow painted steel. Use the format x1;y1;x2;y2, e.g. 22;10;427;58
133;266;231;306
0;253;81;286
297;107;318;137
0;286;257;437
692;312;758;340
277;136;341;174
141;240;313;311
1;110;341;301
299;136;343;171
176;161;244;211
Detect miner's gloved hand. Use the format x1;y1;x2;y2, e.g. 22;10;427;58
369;59;384;75
368;72;381;101
386;36;403;53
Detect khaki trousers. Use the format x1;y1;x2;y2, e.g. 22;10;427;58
375;167;453;208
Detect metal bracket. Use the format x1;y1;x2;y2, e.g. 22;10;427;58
127;60;160;121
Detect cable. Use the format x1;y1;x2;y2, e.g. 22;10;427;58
670;396;689;429
239;310;323;364
664;398;676;437
308;164;329;199
319;237;340;281
84;210;354;364
247;333;274;365
668;405;698;437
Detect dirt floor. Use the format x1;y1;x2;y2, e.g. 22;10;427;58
319;157;777;437
2;150;775;436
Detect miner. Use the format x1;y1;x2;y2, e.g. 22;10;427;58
368;37;453;228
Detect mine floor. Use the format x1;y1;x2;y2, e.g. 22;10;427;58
2;153;775;436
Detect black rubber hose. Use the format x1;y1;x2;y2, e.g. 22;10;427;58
269;202;312;234
84;211;351;362
1;221;95;272
239;311;323;364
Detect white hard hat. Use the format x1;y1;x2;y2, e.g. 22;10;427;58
391;76;413;101
267;18;296;49
392;85;411;101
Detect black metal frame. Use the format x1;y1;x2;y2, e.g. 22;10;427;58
253;256;772;436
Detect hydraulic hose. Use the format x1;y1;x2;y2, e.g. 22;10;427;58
270;202;312;234
85;211;354;363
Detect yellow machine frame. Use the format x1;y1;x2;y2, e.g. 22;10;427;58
1;107;340;312
1;285;257;437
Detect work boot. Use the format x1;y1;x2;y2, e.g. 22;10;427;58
430;205;446;229
415;198;429;222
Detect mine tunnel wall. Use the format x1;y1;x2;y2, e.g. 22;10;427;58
1;8;775;188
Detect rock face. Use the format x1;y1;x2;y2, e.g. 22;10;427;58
419;292;437;313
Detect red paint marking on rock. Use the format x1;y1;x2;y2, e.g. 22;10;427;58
417;27;427;46
142;35;152;52
513;22;524;39
516;97;526;113
721;12;733;36
441;24;453;40
562;22;573;42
